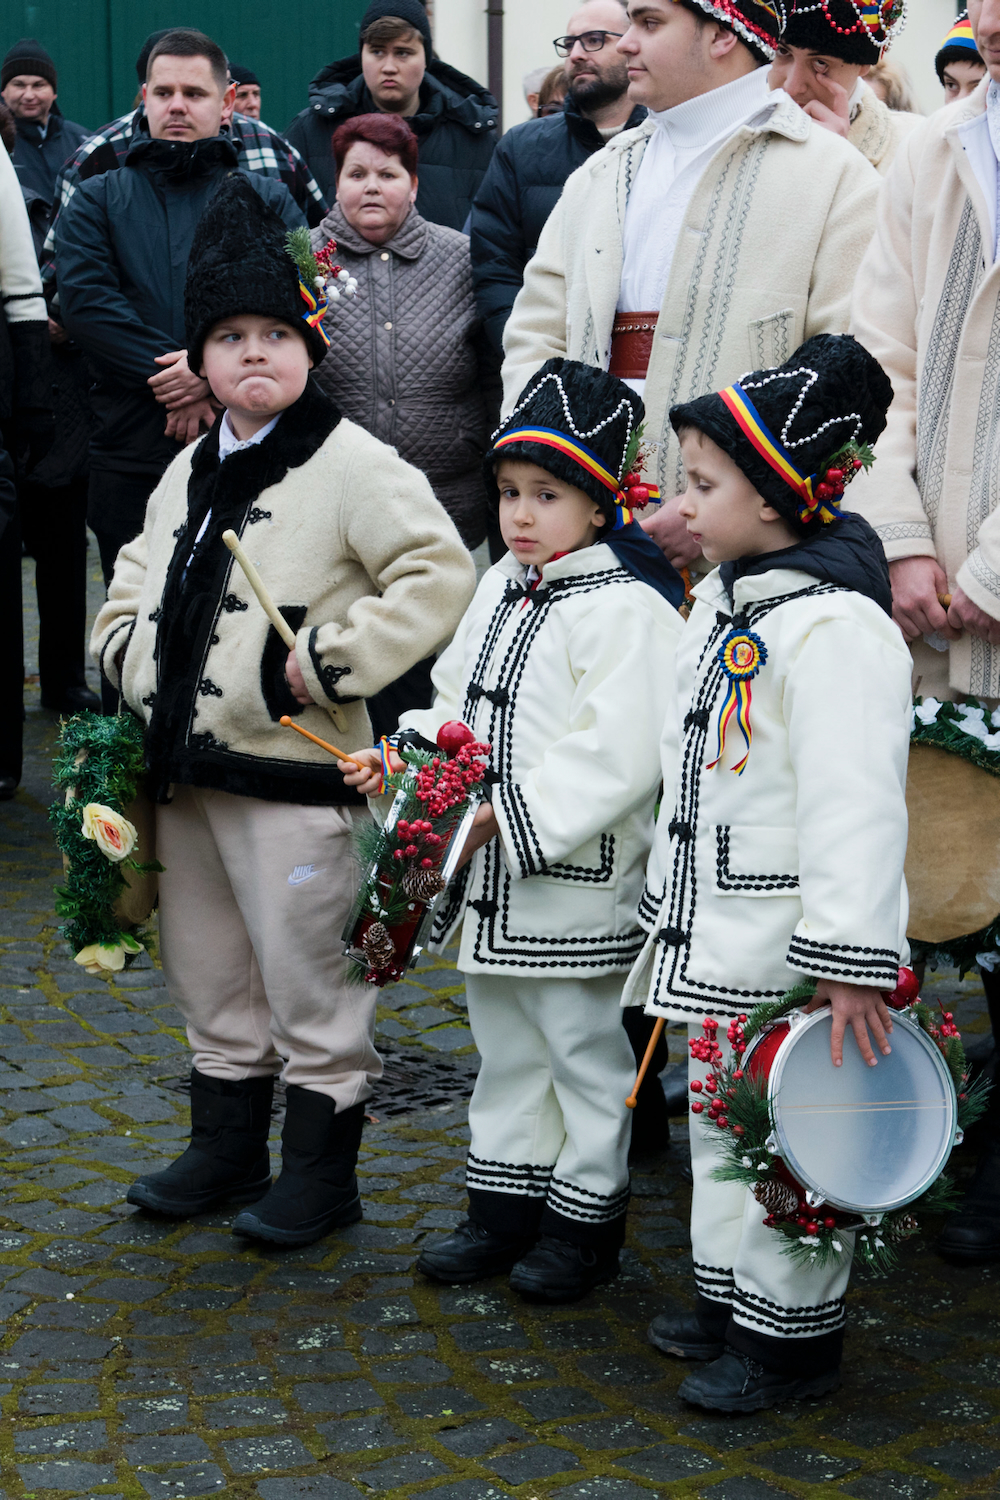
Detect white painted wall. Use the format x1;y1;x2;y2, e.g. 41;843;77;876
431;0;961;128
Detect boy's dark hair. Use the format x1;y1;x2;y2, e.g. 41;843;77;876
146;29;229;94
359;2;433;58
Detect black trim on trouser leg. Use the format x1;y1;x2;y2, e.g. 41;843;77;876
539;1205;628;1253
468;1186;546;1239
726;1320;844;1376
696;1293;733;1341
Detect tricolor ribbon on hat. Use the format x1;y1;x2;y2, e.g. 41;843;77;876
296;277;332;348
707;628;768;776
492;426;659;529
940;11;977;51
718;382;842;525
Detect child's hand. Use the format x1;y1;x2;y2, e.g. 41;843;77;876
456;802;499;868
804;980;894;1068
285;650;315;706
336;745;402;795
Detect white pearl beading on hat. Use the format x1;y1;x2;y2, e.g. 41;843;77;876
736;363;864;455
492;371;638;480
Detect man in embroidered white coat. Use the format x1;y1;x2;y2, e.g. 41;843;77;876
850;0;1000;1266
499;0;880;576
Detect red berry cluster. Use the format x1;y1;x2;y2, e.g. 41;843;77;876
313;241;344;280
391;818;443;868
764;1209;840;1234
815;458;863;505
620;471;652;510
926;1002;961;1053
414;740;491;819
688;1016;747;1132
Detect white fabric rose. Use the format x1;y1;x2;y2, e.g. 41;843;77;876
80;803;137;862
74;934;143;976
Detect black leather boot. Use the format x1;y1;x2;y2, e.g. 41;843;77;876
647;1308;727;1361
232;1089;364;1246
417;1220;536;1283
679;1348;840;1411
508;1235;620;1301
126;1069;274;1216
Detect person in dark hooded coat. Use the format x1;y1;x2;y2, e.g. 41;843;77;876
284;0;497;233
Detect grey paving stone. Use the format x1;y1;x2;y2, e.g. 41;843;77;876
343;1295;419;1326
439;1288;508;1316
436;1418;531;1457
1;1115;65;1147
109;1094;179;1123
89;1277;168;1302
841;1476;941;1500
204;1397;288;1428
118;1396;190;1432
5;1329;114;1364
11;1267;95;1296
293;1380;384;1414
538;1318;613;1351
910;1443;1000;1480
355;1453;452;1490
190;1259;261;1287
556;1418;658;1450
476;1356;560;1384
422;1027;475;1051
422;1486;511;1500
909;1391;996;1423
19;1383;101;1415
618;1443;724;1483
315;1412;401;1454
31;1238;112;1266
64;1180;128;1206
0;1087;57;1111
757;1447;862;1482
401;1007;456;1028
257;1484;364;1500
190;1366;275;1395
551;1483;652;1500
395;1386;485;1418
25;1300;118;1328
47;1105;111;1132
489;1444;582;1483
371;1355;452;1383
416;1208;464;1229
576;1352;665;1387
517;1386;608;1421
276;1323;344;1351
275;1351;360;1378
125;1435;212;1463
16;1461;118;1489
0;1290;30;1316
450;1319;529;1352
222;1435;315;1473
164;1289;239;1311
698;1482;792;1500
14;1419;107;1453
135;1463;227;1495
361;1328;437;1355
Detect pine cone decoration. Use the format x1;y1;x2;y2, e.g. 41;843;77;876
753;1178;799;1218
362;921;395;971
402;867;446;902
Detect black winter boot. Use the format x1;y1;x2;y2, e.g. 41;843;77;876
126;1069;274;1217
417;1220;536;1284
508;1235;620;1301
232;1088;364;1246
678;1348;840;1411
647;1307;728;1361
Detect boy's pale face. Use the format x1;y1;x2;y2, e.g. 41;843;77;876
677;428;799;563
200;315;313;432
496;459;606;568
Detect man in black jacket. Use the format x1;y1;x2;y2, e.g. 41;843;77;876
54;29;304;604
1;39;89;207
470;0;644;355
284;0;497;233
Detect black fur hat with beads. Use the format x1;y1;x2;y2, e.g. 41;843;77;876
780;0;906;64
669;334;893;532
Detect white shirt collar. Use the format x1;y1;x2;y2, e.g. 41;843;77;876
646;66;771;152
217;410;281;460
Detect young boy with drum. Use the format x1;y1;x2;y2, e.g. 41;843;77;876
90;174;474;1246
628;334;913;1409
341;359;687;1301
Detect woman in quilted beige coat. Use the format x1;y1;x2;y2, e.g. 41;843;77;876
310;112;499;552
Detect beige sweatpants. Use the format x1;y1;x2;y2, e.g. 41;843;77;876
155;785;380;1109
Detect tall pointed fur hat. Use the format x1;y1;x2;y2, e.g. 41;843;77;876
185;174;353;372
669;334;893;530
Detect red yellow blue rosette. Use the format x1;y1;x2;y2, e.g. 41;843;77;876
492;425;659;529
297;277;332;349
707;628;768;776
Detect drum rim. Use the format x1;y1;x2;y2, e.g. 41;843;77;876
766;1007;958;1214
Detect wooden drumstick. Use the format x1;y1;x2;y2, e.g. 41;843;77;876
938;593;952;608
279;716;368;772
626;1016;667;1110
222;529;296;648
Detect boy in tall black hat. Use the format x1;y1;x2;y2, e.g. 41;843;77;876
626;333;912;1407
91;173;474;1245
343;359;687;1300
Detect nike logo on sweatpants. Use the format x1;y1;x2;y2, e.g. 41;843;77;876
288;865;324;886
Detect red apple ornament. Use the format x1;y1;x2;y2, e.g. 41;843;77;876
886;965;920;1011
436;721;475;756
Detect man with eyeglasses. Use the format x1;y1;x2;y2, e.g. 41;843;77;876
500;0;881;580
470;0;645;355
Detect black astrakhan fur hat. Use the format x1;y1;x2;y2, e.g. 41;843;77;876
670;334;893;532
185;173;330;373
486;358;644;527
780;0;906;64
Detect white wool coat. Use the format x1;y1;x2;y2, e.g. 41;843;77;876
400;546;685;976
624;566;912;1023
848;84;922;177
500;93;880;500
850;80;1000;699
0;144;46;327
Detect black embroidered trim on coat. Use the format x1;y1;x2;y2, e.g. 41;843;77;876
715;825;799;893
248;507;272;524
694;1260;736;1304
99;617;133;686
222;593;249;613
730;1285;846;1336
307;627;358;705
198;678;224;697
544;834;615;884
638;881;664;928
465;1153;554;1198
786;933;899;985
546;1176;631;1224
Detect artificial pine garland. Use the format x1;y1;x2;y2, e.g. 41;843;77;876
50;712;162;974
693;977;989;1275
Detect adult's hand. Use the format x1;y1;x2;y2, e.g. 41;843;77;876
947;586;1000;645
888;555;958;642
149;349;211;408
640;496;702;569
800;72;851;139
457;801;499;869
47;317;68;346
164;399;217;444
804;980;893;1067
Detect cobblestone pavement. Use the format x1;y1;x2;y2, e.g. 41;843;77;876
2;548;999;1500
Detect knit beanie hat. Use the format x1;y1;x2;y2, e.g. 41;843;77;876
360;0;433;54
680;0;784;63
229;63;260;86
780;0;906;64
669;334;893;531
936;11;981;83
185;173;357;372
486;358;661;529
135;29;186;83
2;39;56;91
